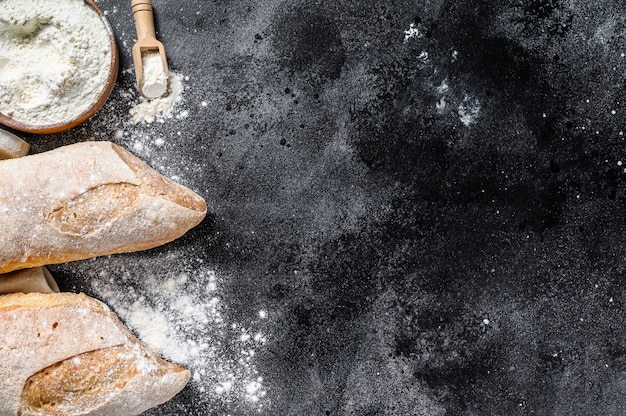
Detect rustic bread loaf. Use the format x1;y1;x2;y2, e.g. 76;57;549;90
0;141;206;274
0;292;190;416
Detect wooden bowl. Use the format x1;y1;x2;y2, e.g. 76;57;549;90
0;0;119;134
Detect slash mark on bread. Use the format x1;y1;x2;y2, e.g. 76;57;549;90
45;184;139;236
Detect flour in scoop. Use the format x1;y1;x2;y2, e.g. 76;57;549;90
141;52;168;99
0;0;111;126
129;72;186;124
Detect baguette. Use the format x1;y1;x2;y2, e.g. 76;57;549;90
0;141;206;274
0;292;190;415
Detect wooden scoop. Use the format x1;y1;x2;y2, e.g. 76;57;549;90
131;0;169;98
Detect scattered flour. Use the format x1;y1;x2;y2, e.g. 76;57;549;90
141;51;168;99
130;72;185;124
403;22;422;43
458;95;481;127
0;0;112;126
90;267;269;413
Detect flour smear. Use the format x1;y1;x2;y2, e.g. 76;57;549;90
129;72;187;124
90;266;269;413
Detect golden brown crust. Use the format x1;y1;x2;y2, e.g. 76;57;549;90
45;183;141;236
111;144;206;213
19;345;188;416
20;346;140;415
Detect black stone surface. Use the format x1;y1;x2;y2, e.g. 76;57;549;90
9;0;626;414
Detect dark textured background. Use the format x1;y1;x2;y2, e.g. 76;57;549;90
10;0;626;414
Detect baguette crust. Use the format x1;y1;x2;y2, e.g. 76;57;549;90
0;292;190;415
0;141;206;274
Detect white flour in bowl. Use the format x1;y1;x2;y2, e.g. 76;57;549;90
0;0;111;126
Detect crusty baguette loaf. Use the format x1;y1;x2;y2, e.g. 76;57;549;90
0;292;190;416
0;141;206;274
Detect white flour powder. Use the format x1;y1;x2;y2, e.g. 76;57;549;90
129;72;185;124
141;52;168;99
90;267;269;413
0;0;112;126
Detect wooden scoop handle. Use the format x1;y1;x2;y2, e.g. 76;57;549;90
132;0;157;40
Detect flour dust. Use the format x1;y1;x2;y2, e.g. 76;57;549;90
90;265;270;414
